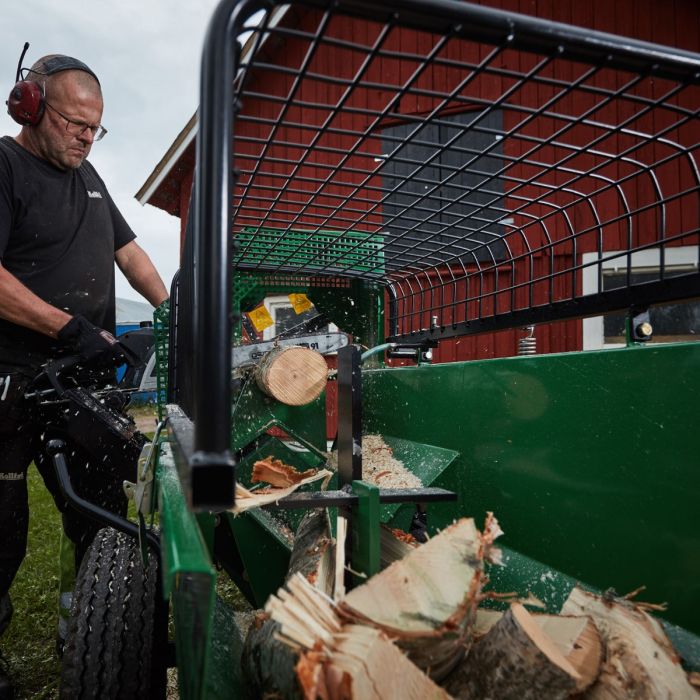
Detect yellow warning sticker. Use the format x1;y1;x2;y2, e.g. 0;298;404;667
248;305;274;332
288;293;313;314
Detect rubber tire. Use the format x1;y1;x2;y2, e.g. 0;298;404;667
59;527;159;699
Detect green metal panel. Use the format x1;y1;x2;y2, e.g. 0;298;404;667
232;380;327;455
224;510;292;609
204;597;248;699
236;227;384;275
157;442;216;700
380;436;459;525
153;299;170;420
362;342;700;635
236;435;329;534
352;480;381;582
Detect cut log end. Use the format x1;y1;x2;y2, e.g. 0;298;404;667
446;603;602;699
255;345;328;405
562;586;698;699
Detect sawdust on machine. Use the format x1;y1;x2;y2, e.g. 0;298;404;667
326;434;422;489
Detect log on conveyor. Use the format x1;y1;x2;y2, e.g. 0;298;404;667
561;586;699;699
255;345;328;406
260;514;501;697
445;603;602;699
241;509;335;699
338;515;502;681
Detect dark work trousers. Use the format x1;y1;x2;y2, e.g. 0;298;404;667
0;367;134;637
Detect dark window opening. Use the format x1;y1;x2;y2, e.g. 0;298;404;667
381;110;507;268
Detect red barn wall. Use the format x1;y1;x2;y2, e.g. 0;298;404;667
170;0;699;362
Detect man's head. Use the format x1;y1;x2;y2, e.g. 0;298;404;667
15;55;103;171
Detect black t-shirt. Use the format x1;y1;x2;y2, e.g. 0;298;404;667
0;135;135;371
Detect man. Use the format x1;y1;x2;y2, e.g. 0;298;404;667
0;54;168;698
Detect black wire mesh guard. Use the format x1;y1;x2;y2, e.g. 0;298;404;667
231;0;700;341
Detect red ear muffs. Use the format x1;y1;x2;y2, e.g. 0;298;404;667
5;44;99;128
7;79;45;126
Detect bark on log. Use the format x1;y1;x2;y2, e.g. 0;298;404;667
561;587;698;699
255;345;328;406
445;603;598;699
241;509;334;699
252;456;318;488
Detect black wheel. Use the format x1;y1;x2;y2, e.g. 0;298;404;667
59;527;164;699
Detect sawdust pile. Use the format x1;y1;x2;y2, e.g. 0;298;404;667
326;434;422;489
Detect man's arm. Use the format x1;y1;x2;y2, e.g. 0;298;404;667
0;262;71;337
115;240;169;308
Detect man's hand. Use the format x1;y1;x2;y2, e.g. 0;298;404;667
58;315;126;366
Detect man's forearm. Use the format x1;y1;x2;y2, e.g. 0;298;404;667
116;241;168;308
126;267;169;308
0;263;71;337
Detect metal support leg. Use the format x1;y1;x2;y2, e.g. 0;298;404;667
351;480;381;584
337;345;363;589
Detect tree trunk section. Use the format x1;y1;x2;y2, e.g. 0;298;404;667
445;604;583;700
241;509;334;699
255;345;328;405
339;517;496;681
561;587;698;699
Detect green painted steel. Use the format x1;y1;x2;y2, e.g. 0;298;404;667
204;598;248;699
157;442;217;700
153;299;170;421
352;480;381;582
232;380;327;455
380;436;459;525
362;342;700;636
236;434;328;535
236;227;384;275
224;510;292;609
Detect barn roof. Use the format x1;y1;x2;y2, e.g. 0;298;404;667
135;4;293;216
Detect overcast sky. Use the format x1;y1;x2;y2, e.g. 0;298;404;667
0;0;223;302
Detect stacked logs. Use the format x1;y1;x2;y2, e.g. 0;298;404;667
239;460;697;699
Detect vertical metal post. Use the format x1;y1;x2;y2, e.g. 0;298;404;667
188;0;269;509
337;344;363;486
337;344;363;589
352;481;381;583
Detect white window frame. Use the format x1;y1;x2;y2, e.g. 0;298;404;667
582;246;699;350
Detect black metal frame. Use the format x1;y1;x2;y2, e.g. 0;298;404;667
177;0;700;488
225;0;699;341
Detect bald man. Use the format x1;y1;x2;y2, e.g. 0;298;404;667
0;54;167;696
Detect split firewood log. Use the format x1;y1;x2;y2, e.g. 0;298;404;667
337;515;502;681
255;345;328;405
561;586;698;699
241;509;335;698
445;603;601;699
269;573;452;699
379;523;418;569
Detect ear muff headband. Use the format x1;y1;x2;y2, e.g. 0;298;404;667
6;42;100;127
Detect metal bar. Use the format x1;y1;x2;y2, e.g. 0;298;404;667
225;1;700;337
351;480;381;581
301;0;700;80
337;345;363;485
262;487;458;509
387;273;700;342
46;439;161;556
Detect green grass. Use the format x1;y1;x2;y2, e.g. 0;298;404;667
2;464;62;699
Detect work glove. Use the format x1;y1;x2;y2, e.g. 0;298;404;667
58;314;127;367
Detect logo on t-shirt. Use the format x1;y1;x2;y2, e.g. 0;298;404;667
87;190;103;199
